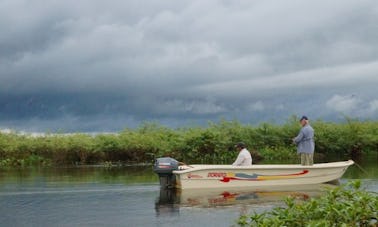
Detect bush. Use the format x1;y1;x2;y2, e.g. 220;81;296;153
0;118;377;167
237;181;378;227
258;146;297;162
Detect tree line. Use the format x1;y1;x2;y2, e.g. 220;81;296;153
1;117;377;167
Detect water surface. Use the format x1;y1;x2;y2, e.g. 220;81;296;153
0;155;377;227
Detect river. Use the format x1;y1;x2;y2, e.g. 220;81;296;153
0;155;377;227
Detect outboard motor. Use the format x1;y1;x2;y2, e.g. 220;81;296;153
153;157;179;188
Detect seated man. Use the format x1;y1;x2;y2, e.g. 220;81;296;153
232;142;252;166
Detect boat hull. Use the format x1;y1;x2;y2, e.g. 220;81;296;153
173;160;354;189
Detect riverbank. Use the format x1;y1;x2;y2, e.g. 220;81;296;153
1;118;377;167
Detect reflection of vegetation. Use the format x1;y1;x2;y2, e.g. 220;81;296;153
237;181;378;227
342;153;378;179
0;166;158;185
0;118;377;167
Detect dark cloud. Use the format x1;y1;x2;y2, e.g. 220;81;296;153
1;0;378;132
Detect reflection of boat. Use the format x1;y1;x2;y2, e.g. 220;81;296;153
155;188;180;216
153;158;353;189
156;184;334;208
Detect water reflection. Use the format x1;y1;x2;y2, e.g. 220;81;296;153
155;188;180;216
155;183;334;215
0;159;376;227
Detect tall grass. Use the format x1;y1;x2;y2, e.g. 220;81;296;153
1;118;377;167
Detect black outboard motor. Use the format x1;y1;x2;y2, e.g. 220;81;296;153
153;157;179;188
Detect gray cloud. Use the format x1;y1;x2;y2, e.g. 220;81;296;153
1;0;378;132
326;94;360;114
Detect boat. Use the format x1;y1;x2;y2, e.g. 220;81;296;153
153;157;354;190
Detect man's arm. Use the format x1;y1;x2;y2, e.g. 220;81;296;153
232;153;245;166
293;129;304;144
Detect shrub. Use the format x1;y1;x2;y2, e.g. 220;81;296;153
1;118;377;167
237;181;378;227
258;146;297;162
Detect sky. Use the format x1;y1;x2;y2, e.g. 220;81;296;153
1;0;378;132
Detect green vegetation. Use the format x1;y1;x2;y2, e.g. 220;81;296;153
1;117;377;167
236;181;378;227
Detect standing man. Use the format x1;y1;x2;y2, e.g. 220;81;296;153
232;142;252;166
293;116;315;166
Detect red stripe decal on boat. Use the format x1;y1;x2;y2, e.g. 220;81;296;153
220;170;309;182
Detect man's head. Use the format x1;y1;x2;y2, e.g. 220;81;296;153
234;142;246;151
299;116;309;126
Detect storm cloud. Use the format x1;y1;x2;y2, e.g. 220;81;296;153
1;0;378;132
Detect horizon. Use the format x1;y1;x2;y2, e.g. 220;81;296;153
1;115;375;134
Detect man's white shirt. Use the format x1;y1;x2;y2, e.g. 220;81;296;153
232;148;252;166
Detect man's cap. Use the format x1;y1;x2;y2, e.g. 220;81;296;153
234;142;246;149
300;116;308;121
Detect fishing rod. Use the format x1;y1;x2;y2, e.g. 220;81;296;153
353;161;369;175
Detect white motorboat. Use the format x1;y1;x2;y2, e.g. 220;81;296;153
153;157;354;190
